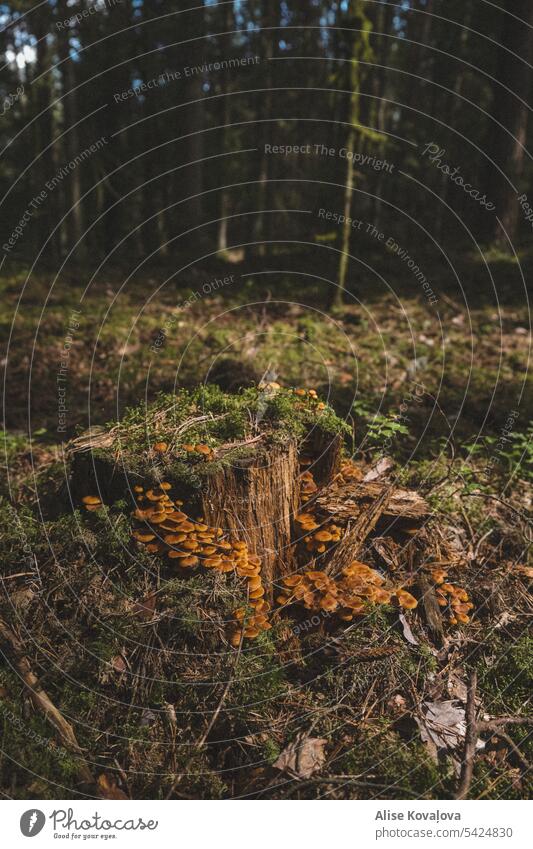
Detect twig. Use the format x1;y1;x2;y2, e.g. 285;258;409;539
486;730;531;773
478;717;533;730
0;617;93;785
455;668;478;799
283;776;414;798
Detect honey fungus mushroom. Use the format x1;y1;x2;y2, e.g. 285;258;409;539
129;482;271;642
82;495;102;512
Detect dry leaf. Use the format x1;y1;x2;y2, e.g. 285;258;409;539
111;654;127;673
273;732;327;779
363;457;394;482
416;700;485;767
134;593;156;621
399;613;419;645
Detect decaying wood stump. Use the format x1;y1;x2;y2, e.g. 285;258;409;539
202;442;299;599
67;414;430;601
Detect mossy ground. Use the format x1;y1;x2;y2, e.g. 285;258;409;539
0;259;531;799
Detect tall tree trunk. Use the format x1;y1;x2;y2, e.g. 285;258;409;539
216;1;234;255
490;0;533;245
57;0;85;261
253;2;279;258
32;4;59;260
331;4;371;310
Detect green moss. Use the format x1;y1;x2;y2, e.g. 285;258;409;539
337;721;446;798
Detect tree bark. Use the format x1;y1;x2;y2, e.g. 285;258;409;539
201;442;300;600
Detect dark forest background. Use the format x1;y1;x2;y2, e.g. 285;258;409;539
1;0;532;291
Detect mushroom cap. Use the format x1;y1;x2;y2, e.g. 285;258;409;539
247;576;262;590
305;570;326;581
203;557;222;568
133;485;144;493
229;631;242;647
164;533;187;544
133;532;156;543
249;587;265;600
166;510;188;522
338;610;353;622
396;590;418;609
153;442;168;453
146;489;165;502
282;575;303;587
193;444;210;454
179;555;199;568
149;513;167;524
243;627;260;638
319;594;338;612
314;530;333;543
373;588;392;604
296;512;315;522
82;495;102;505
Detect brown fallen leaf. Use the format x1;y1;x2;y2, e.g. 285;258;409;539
97;773;128;800
133;593;156;621
273;732;327;779
111;655;127;673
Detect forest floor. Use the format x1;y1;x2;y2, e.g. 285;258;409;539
0;252;531;800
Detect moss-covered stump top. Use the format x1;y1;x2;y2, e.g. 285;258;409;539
69;384;349;498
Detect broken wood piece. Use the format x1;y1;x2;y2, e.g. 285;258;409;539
315;479;430;525
325;484;395;577
416;572;444;645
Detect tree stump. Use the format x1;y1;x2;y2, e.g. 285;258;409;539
202;442;300;599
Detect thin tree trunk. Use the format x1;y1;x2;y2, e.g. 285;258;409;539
490;0;533;244
57;0;85;261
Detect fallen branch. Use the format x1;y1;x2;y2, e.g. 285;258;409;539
455;669;478;799
0;617;94;785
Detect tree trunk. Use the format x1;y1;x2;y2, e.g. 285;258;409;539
57;0;85;261
331;4;371;310
490;0;533;245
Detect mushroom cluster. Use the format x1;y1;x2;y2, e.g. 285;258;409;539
295;511;342;556
339;458;364;482
130;483;272;643
431;568;473;625
228;599;272;646
182;443;214;459
82;494;103;512
299;469;318;503
275;560;417;623
292;387;326;410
